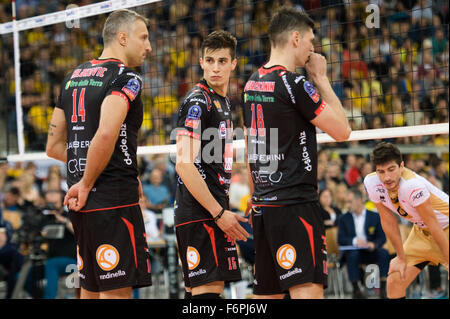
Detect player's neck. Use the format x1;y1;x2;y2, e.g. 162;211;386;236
205;80;228;97
98;47;128;66
265;49;296;72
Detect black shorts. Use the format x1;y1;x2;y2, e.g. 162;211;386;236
252;202;328;295
69;203;152;292
176;217;242;289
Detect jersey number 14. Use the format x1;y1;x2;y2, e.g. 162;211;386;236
71;88;86;123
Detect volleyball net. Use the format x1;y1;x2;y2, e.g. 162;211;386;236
0;0;448;163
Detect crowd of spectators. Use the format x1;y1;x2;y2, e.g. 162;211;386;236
0;0;448;151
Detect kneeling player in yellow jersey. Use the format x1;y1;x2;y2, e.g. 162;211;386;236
364;142;449;299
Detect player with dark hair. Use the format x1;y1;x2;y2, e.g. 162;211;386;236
175;30;249;299
46;9;152;299
365;142;449;299
242;7;351;299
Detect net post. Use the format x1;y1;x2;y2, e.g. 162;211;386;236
12;0;25;155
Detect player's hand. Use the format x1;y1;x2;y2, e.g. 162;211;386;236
388;256;407;281
64;180;92;212
244;198;253;227
366;242;375;251
216;210;249;242
355;238;368;248
305;53;327;82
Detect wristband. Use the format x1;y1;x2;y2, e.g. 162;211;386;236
214;208;225;223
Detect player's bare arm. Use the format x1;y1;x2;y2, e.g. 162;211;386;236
64;94;128;211
415;198;449;268
306;53;351;142
176;134;249;241
46;108;67;163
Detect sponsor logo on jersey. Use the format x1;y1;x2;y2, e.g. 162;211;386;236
187;246;200;270
304;80;320;103
280;73;296;104
217;173;231;186
119;123;132;165
122;78;140;101
213;99;222;111
244;80;275;92
187;105;202;120
185;118;200;129
299;131;312;171
219;121;227;139
188;97;206;105
409;188;425;202
276;244;296;270
65;79;103;89
96;244;120;271
99;270;126;280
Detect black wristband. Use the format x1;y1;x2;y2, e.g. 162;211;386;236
214;208;225;222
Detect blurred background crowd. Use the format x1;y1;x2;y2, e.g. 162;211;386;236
0;0;448;299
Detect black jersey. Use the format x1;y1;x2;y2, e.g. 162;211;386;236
56;58;143;211
174;79;233;226
242;65;327;205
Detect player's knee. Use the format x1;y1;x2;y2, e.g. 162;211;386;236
386;272;402;290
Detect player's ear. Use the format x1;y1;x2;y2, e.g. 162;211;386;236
199;57;204;70
292;30;300;47
231;58;237;71
400;161;404;169
118;31;127;47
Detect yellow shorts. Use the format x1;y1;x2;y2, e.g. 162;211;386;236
403;225;449;267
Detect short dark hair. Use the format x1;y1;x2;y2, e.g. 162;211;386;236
371;142;403;167
268;7;314;48
349;188;363;201
201;30;237;60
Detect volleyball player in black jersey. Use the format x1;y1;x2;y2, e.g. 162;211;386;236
242;7;351;299
175;31;249;299
46;9;152;299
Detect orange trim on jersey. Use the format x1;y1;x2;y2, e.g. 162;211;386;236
177;129;200;140
203;223;219;267
314;100;327;116
299;217;315;267
258;65;286;77
110;91;130;111
252;203;286;207
409;188;424;200
196;83;214;94
175;218;214;228
79;202;139;213
121;217;138;268
90;58;123;65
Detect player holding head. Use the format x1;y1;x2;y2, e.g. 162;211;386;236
174;30;249;299
364;142;449;299
242;7;350;299
46;9;152;299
